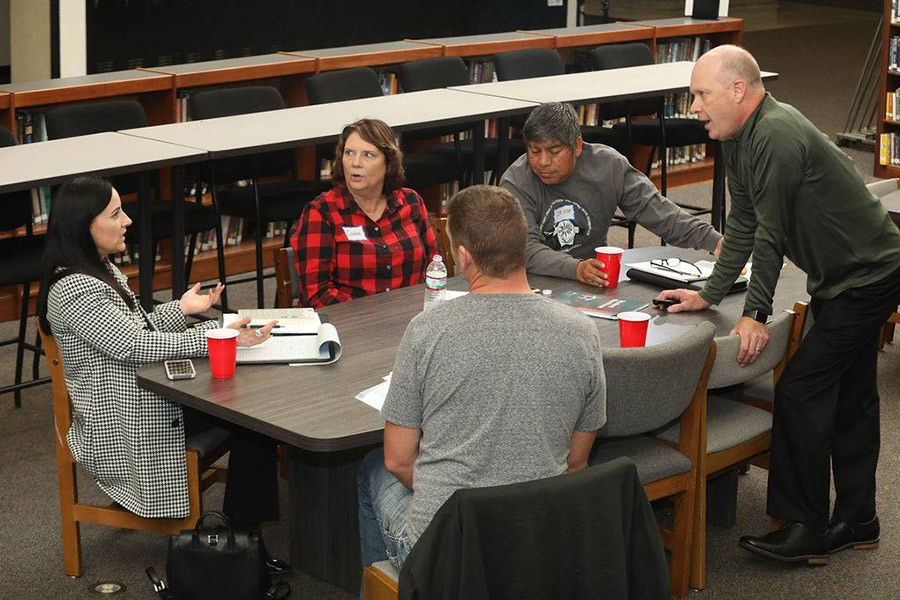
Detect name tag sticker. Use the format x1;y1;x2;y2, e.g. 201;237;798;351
342;226;367;242
553;204;575;224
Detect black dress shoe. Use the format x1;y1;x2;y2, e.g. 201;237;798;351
738;522;829;565
266;557;293;576
826;516;880;554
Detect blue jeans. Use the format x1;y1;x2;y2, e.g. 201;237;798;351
357;448;414;574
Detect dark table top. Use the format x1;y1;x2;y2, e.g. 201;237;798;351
136;246;808;452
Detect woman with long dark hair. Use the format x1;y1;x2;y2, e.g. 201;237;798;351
37;177;281;536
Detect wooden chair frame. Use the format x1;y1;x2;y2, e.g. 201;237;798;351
647;343;716;599
38;320;226;577
689;301;809;589
274;245;296;309
429;214;454;278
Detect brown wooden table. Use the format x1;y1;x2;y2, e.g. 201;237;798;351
135;245;808;592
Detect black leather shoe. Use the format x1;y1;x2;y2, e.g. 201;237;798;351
266;557;293;576
738;522;829;565
826;516;880;554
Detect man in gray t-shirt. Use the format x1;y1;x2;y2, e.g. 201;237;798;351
357;185;606;572
500;102;722;288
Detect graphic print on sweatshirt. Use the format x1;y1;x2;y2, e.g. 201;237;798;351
539;199;593;254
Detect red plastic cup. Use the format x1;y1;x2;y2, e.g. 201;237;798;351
206;328;239;379
595;246;624;289
618;311;651;348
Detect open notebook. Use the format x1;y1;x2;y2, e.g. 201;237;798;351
222;312;343;365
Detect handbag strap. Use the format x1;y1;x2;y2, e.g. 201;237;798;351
265;580;291;600
191;510;236;546
146;566;177;600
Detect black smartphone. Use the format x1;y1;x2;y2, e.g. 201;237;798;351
651;298;679;309
164;359;196;380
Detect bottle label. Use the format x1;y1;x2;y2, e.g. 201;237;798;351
425;276;447;291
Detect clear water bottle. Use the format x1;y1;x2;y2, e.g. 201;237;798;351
423;255;447;310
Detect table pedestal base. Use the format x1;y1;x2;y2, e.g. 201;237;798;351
288;444;378;593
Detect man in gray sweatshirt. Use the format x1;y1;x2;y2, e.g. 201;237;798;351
500;102;722;287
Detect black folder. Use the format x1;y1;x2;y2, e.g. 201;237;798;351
625;268;748;294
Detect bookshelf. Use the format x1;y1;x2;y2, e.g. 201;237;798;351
415;31;556;57
283;41;443;72
877;0;900;176
0;18;743;321
627;17;743;188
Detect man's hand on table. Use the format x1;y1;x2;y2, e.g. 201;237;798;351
576;259;609;288
655;289;711;312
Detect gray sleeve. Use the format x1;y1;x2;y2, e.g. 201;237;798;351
617;158;722;253
500;173;581;280
575;328;607;432
381;319;424;429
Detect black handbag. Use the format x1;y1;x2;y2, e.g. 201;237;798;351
146;510;289;600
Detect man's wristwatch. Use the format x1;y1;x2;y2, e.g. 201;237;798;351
742;309;769;324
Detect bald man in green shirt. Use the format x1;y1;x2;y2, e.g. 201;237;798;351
658;45;900;565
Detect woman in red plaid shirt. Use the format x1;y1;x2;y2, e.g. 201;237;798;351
290;119;440;308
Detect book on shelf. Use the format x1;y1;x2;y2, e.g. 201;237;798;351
552;291;649;320
15;111;52;224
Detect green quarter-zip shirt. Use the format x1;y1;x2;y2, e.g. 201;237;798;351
700;94;900;312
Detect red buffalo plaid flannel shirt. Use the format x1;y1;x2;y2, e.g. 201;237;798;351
290;185;439;308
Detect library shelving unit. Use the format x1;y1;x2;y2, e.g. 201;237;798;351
414;31;555;57
284;40;443;72
629;17;743;188
0;18;743;321
877;0;900;177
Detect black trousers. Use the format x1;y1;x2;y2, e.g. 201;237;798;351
182;407;280;526
767;263;900;529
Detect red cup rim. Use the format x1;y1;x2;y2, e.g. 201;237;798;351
206;328;239;340
618;311;651;322
594;246;623;255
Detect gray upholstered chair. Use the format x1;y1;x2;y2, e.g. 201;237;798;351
738;301;809;411
656;308;800;590
589;321;717;599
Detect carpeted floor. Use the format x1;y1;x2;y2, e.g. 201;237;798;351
2;15;898;600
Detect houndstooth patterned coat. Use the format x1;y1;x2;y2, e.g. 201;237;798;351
47;263;217;518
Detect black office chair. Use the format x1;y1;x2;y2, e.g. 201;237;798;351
188;86;319;308
493;48;634;244
397;56;526;183
305;67;464;190
44;101;224;303
591;43;713;219
0;126;49;408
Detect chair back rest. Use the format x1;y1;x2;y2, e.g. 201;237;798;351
399;56;470;91
589;43;658;119
600;321;716;437
399;457;669;598
45;101;149;196
274;246;299;308
45;100;147;139
0;127;34;232
188;85;285;120
36;319;75;462
865;177;899;199
305;67;384;105
397;57;475;139
707;310;795;389
430;215;454;278
188;86;293;181
494;48;564;81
